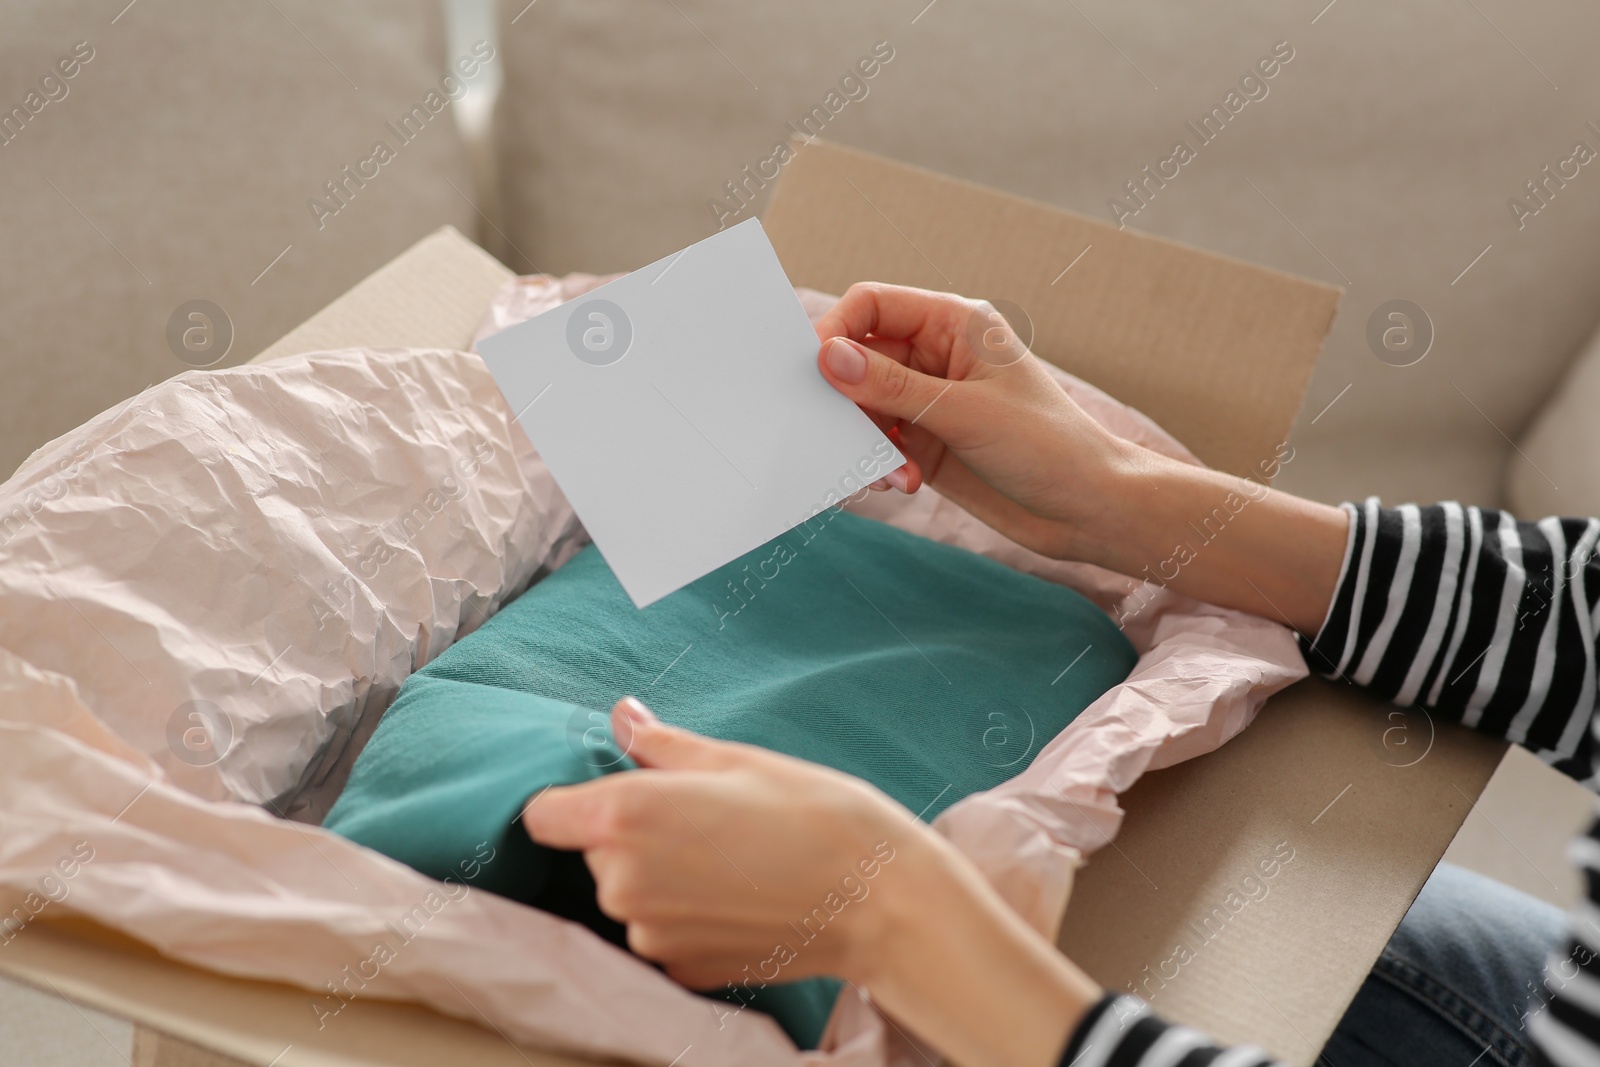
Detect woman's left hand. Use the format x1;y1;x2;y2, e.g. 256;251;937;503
523;697;1102;1067
522;696;925;989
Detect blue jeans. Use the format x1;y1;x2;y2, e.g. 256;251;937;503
1322;863;1568;1067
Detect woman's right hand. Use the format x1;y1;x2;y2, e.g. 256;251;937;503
815;282;1138;563
817;282;1350;635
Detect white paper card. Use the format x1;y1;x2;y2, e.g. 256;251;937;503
476;218;904;607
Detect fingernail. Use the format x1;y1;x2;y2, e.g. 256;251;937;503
885;467;911;492
826;338;867;384
619;696;657;725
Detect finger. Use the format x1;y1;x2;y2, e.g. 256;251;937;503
908;444;1065;553
814;282;970;359
626;919;775;964
861;334;913;367
662;946;836;989
521;779;625;851
662;956;763;992
866;464;920;494
858;402;899;440
615;698;746;772
818;337;965;436
881;427;926;492
892;423;948;484
885;465;919;493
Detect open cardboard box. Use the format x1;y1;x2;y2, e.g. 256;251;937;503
0;143;1506;1066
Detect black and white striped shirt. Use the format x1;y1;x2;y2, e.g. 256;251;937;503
1061;500;1600;1067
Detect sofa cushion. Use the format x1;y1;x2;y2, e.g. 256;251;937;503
0;2;485;476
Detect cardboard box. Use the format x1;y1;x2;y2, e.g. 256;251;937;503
0;142;1506;1066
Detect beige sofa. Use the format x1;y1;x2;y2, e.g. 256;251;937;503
0;2;481;478
5;0;1600;1061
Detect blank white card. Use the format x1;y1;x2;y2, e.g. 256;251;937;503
475;218;904;607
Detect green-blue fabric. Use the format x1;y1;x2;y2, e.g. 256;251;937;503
324;509;1136;1049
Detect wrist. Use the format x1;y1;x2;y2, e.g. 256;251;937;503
845;829;1098;1067
836;822;947;987
1076;446;1347;634
1066;440;1190;573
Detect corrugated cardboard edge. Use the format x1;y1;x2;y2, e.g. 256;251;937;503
763;139;1341;480
249;226;513;365
760;141;1503;1066
1;920;591;1067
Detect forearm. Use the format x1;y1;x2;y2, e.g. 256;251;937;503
1083;447;1349;637
853;835;1295;1067
853;837;1099;1067
1083;452;1600;770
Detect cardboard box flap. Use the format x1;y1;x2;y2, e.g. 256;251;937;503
762;139;1341;479
249;226;512;365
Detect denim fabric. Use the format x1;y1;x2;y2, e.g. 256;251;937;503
1321;863;1567;1067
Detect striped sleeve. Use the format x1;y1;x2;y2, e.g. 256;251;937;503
1056;995;1289;1067
1299;499;1600;780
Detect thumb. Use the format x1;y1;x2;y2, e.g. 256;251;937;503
819;337;962;432
521;779;611;851
612;697;737;771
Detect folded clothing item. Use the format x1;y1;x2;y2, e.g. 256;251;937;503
324;508;1137;1047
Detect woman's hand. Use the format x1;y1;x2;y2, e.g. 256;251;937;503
523;696;919;986
523;697;1101;1067
815;282;1350;635
816;282;1131;563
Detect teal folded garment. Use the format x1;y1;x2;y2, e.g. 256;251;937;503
324;508;1136;1048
